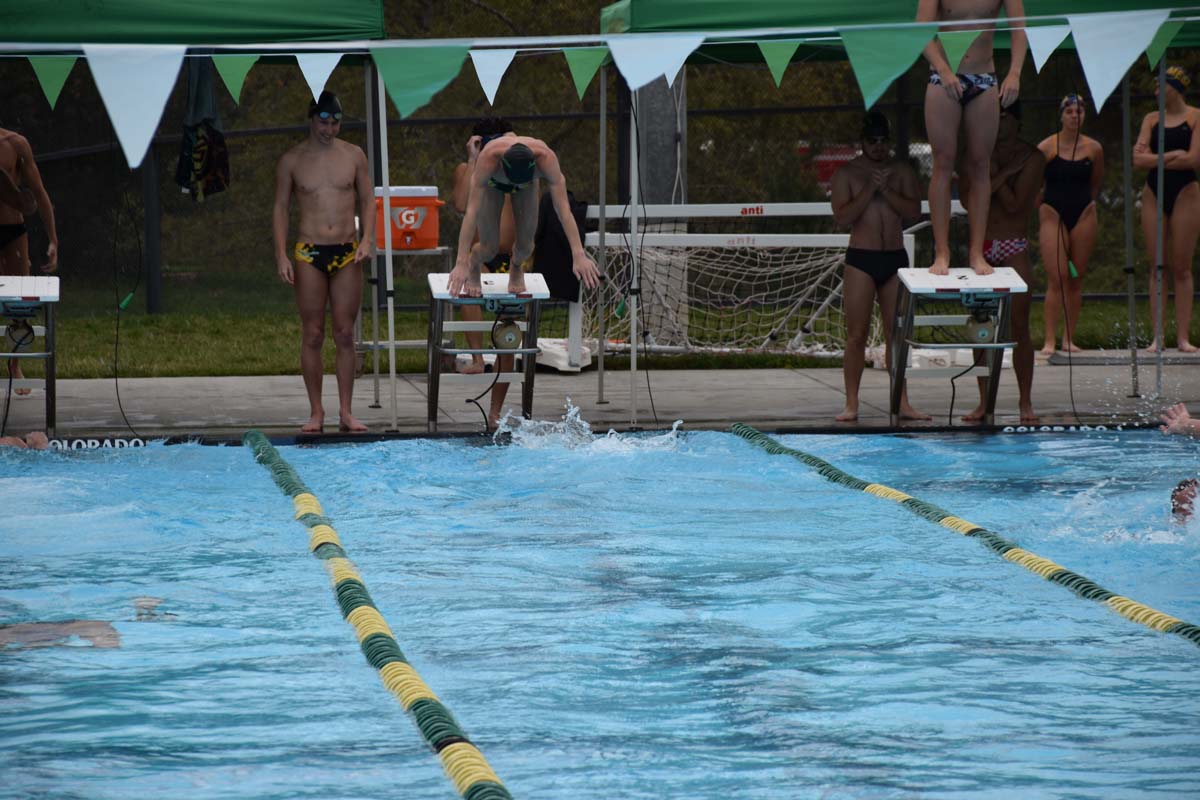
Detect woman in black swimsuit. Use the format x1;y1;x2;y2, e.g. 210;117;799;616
1037;94;1104;354
1134;66;1200;352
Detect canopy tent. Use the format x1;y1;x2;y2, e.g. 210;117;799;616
600;0;1199;46
588;2;1199;414
3;0;384;44
3;1;1197;422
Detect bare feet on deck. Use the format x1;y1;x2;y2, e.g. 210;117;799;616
1062;341;1082;353
339;413;368;433
448;264;482;297
928;255;950;275
300;413;324;434
1039;344;1057;356
899;403;932;421
835;406;859;422
1178;341;1199;353
459;356;486;375
1019;404;1039;425
962;405;987;423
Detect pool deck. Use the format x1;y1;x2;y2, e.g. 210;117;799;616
6;350;1199;442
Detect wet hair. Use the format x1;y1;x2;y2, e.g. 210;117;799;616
861;111;890;140
308;90;342;118
472;117;513;139
501;143;536;184
1172;478;1198;521
1166;65;1191;96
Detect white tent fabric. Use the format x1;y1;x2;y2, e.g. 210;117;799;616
1025;24;1072;73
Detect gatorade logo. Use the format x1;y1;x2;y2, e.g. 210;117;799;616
391;207;427;230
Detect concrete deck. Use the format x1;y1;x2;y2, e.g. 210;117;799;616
5;350;1197;443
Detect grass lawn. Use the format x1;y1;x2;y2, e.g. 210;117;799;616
22;262;1199;379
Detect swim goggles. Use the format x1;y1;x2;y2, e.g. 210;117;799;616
316;111;343;121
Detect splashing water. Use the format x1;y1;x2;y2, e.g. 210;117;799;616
493;398;685;453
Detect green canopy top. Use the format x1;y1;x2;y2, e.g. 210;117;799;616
3;0;384;44
601;0;1199;51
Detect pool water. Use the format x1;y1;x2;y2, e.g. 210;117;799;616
1;424;1198;799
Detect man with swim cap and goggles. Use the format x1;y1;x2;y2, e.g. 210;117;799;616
272;90;375;433
449;133;600;298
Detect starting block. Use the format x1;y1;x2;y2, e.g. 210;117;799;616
426;272;549;432
890;267;1027;424
0;275;59;435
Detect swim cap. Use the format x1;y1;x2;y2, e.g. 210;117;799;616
1059;93;1084;113
861;111;890;139
501;143;536;184
309;90;343;119
1166;66;1191;96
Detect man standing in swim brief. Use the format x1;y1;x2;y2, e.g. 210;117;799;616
956;100;1042;424
918;0;1027;275
451;118;519;377
1;126;58;395
273;91;374;433
831;112;930;423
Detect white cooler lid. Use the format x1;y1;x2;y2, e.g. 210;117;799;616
375;186;438;197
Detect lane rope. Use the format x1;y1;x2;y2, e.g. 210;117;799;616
243;430;514;800
730;424;1200;649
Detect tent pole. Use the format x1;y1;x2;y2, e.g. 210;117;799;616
365;60;382;409
375;65;399;430
597;64;608;405
1122;75;1139;398
1154;57;1167;399
629;88;640;427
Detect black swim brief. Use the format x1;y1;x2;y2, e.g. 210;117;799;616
485;252;511;274
294;241;357;276
845;248;909;288
0;223;27;249
928;71;997;107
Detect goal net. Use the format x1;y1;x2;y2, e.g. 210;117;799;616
583;204;914;357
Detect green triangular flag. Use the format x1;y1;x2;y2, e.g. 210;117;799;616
757;40;801;87
213;55;259;104
28;56;76;109
371;46;469;118
939;29;983;73
841;25;936;109
1145;20;1184;68
563;46;609;99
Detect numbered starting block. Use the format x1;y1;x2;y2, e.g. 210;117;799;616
426;272;549;432
890;267;1027;424
0;275;59;434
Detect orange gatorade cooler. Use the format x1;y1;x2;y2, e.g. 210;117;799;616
374;186;443;250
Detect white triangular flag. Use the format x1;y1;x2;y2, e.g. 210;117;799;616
296;52;343;103
83;45;185;168
1025;24;1071;73
1069;10;1170;112
605;34;704;91
469;49;517;105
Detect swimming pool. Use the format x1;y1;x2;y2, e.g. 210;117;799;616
2;424;1198;799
